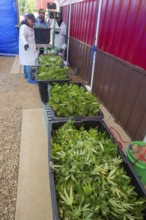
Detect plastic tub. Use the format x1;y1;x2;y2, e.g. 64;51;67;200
17;27;51;44
34;28;51;44
48;120;146;220
45;82;104;120
126;141;146;185
37;77;70;103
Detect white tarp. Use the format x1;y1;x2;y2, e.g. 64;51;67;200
58;0;85;6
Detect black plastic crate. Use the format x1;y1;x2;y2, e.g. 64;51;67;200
34;28;51;44
37;78;70;103
48;120;146;220
38;83;48;103
44;82;104;120
47;2;56;9
17;27;51;44
49;166;59;220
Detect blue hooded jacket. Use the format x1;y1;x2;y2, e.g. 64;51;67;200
35;17;48;28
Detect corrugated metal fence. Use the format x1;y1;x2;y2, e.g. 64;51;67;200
70;1;98;45
98;0;146;70
66;0;146;70
62;0;146;139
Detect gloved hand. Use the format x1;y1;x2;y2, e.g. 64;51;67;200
24;44;29;51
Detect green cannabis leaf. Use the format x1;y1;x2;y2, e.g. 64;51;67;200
60;186;74;206
37;54;68;80
51;120;146;219
49;83;101;117
38;66;68;80
39;53;63;67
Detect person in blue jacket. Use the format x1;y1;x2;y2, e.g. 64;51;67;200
35;9;48;28
35;9;49;54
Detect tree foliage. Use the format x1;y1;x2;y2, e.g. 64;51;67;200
18;0;25;15
24;0;36;14
18;0;36;15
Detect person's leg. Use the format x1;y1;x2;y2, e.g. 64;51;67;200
25;66;32;80
25;66;37;84
39;48;44;55
31;66;36;80
23;66;28;79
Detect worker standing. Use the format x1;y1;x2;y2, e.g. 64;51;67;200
58;20;67;49
50;16;67;49
35;9;48;28
35;9;49;55
50;16;61;48
19;14;38;84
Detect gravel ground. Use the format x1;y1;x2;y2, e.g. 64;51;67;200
0;57;41;220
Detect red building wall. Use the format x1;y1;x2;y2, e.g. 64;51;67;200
98;0;146;70
63;0;146;70
35;0;55;10
70;0;98;45
62;5;69;24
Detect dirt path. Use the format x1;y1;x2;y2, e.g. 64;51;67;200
0;56;41;220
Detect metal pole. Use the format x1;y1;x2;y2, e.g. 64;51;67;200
66;0;72;64
15;0;20;23
52;12;56;48
143;134;146;142
90;0;102;90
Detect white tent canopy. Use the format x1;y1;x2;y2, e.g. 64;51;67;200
58;0;85;6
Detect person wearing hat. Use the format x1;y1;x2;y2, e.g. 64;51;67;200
50;15;67;49
19;14;38;84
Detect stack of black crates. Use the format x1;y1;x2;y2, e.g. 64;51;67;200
37;56;146;220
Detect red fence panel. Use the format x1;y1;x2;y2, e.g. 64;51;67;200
62;0;146;70
70;0;98;45
62;5;69;23
98;0;146;70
